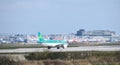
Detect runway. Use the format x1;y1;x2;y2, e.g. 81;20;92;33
0;45;120;53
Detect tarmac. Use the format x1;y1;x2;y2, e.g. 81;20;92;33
0;45;120;53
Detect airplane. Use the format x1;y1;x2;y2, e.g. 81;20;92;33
37;32;68;49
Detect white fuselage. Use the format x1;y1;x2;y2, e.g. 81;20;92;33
40;42;68;48
41;43;62;47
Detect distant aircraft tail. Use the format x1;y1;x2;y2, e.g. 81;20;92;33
38;32;44;43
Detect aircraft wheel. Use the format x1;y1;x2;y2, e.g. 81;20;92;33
62;45;64;49
57;47;60;49
62;44;67;49
48;46;51;49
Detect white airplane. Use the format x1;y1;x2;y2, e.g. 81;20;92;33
37;32;68;49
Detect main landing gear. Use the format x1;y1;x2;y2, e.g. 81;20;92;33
48;46;51;49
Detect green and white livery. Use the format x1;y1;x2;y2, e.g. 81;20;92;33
38;32;68;49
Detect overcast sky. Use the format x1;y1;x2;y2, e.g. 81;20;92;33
0;0;120;34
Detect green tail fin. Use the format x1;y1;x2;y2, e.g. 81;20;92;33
38;32;44;42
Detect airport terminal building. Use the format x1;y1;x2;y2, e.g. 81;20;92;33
0;29;120;44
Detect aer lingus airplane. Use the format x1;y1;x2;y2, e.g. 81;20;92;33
37;32;68;49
